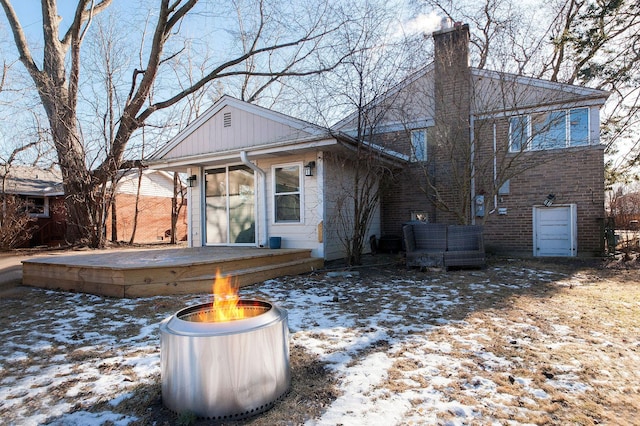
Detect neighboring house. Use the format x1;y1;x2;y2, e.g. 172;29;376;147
148;22;609;259
106;169;188;244
0;165;66;247
0;165;187;247
608;191;640;229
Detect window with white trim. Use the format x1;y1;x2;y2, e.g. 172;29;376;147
410;129;427;161
509;107;590;152
26;196;49;218
274;164;302;223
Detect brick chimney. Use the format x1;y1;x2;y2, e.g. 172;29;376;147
432;21;471;143
431;22;472;223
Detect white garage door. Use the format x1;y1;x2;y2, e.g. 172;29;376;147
533;205;577;257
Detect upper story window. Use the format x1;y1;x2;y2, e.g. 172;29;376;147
274;164;302;223
410;129;427;161
509;107;590;152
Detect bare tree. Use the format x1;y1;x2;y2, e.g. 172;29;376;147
0;0;351;247
170;171;186;244
419;0;640;182
321;2;425;265
0;145;39;249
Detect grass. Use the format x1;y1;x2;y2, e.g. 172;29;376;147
1;254;639;425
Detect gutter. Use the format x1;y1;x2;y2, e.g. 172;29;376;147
240;151;268;247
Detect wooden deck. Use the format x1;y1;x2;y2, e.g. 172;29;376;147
21;247;324;298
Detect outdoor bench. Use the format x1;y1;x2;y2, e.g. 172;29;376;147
402;223;485;270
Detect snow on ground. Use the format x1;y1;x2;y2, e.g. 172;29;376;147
0;263;634;425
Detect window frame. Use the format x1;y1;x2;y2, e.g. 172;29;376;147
509;107;590;152
410;129;427;162
26;196;49;218
272;162;303;224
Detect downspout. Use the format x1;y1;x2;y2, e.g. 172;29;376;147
240;151;268;247
470;114;476;225
187;168;193;248
492;122;498;214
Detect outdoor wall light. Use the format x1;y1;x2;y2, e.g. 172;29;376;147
544;193;555;207
304;161;316;177
187;175;197;187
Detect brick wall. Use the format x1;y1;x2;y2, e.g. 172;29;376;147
378;23;605;256
382;163;436;237
473;117;605;256
106;194;188;243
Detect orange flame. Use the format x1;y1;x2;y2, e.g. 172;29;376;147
197;270;246;322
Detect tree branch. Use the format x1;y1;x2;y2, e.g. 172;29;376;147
0;0;41;79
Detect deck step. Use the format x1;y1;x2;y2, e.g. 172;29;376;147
123;256;324;297
179;257;323;287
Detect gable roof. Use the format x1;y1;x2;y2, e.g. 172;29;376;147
332;64;434;133
148;95;333;164
113;169;181;198
0;165;64;196
333;65;610;133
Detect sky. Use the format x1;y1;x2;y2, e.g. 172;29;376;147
0;0;444;163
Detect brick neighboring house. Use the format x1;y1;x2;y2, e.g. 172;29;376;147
0;165;66;247
105;169;188;244
335;22;610;257
0;165;187;247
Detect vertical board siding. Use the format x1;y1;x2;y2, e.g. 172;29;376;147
163;106;312;160
189;167;203;247
322;154;382;261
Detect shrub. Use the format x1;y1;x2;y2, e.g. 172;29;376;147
0;195;36;249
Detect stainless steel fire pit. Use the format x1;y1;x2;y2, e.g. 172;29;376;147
160;299;290;420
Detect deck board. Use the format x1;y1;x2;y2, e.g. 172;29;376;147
22;247;323;297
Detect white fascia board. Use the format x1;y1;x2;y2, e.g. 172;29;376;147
474;97;609;121
339;119;435;136
148;137;338;169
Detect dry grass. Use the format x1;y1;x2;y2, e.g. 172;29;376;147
1;254;639;425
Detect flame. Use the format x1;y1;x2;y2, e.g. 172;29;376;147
197;270;246;322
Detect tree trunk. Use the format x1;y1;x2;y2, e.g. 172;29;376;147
170;172;179;244
110;196;117;241
128;169;143;244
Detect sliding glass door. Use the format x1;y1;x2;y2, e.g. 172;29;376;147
205;165;255;244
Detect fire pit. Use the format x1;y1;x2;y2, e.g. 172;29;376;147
159;274;290;420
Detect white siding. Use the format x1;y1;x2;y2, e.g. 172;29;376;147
116;171;175;197
162;105;316;160
188;158;325;258
188;167;203;247
261;155;324;257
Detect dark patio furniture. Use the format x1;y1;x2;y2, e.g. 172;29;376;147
403;223;447;268
443;225;485;269
403;223;485;270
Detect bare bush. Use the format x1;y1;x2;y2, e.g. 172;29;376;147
0;195;35;249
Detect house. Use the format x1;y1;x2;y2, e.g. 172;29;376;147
146;96;393;260
105;169;188;244
335;22;609;257
148;22;609;259
0;165;187;247
0;165;66;247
